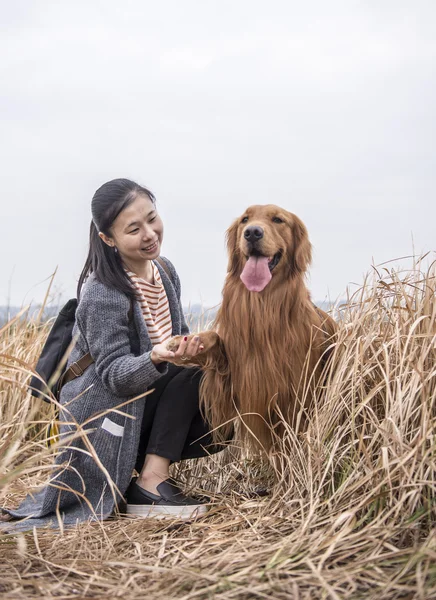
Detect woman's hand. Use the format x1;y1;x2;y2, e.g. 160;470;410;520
150;336;205;365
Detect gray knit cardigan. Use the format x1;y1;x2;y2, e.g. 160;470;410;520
5;257;189;528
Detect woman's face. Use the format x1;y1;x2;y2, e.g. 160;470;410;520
100;193;164;270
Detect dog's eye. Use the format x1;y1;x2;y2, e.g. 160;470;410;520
241;216;249;224
272;217;284;224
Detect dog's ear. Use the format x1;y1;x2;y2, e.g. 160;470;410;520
290;215;312;276
226;218;241;276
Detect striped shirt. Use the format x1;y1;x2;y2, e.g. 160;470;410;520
126;262;173;346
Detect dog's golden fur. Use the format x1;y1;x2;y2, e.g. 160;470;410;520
168;205;336;452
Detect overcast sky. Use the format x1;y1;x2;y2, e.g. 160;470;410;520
1;0;435;310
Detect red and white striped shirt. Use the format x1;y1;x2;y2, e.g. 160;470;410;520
126;262;173;346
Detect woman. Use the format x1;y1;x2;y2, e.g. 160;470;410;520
3;178;224;526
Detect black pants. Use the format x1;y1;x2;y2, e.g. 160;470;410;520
135;365;226;472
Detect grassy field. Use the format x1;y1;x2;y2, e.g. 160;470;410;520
0;260;435;599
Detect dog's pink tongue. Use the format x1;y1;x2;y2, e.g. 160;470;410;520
240;256;272;292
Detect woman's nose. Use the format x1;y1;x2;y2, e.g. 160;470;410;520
142;228;153;241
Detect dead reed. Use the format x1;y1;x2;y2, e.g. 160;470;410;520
0;259;435;599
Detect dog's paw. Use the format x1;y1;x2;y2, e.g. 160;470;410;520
165;332;222;367
167;336;184;353
167;331;220;354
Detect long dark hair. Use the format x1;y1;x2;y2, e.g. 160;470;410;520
77;178;156;300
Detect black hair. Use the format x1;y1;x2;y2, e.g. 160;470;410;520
77;178;156;300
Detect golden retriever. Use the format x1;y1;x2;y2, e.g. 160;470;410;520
168;205;336;451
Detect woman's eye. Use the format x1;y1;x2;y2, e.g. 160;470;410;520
130;228;139;234
149;217;156;223
241;216;249;223
272;217;283;224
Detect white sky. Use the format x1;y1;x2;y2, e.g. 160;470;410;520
1;0;435;309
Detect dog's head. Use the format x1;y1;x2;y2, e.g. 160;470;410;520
226;204;312;292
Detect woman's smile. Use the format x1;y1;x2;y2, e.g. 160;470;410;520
142;240;159;253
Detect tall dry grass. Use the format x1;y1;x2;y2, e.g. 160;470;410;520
0;259;435;599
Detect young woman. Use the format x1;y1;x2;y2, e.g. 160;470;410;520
3;178;224;526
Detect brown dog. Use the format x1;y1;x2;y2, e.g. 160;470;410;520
168;205;336;451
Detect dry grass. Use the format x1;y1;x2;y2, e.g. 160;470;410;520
0;258;435;599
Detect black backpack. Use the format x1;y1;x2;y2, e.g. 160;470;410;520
29;258;172;403
29;299;79;402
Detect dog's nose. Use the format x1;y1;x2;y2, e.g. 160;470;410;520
244;226;264;242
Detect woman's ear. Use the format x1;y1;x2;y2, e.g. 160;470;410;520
98;231;115;248
226;218;241;276
290;216;312;276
